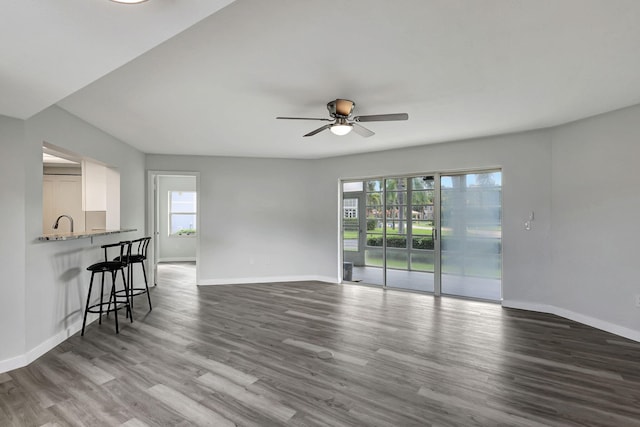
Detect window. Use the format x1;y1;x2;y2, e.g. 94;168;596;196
343;198;358;218
169;191;197;236
342;181;363;192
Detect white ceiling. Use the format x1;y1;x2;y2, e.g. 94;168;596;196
5;1;640;159
0;0;235;119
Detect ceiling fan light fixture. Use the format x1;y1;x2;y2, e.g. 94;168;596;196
277;98;407;138
330;124;352;136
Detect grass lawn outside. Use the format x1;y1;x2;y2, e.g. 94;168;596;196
344;222;501;279
364;249;501;279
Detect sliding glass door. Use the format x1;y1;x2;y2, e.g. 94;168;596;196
341;170;501;301
342;176;436;292
440;171;502;300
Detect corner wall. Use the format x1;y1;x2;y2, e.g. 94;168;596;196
550;104;640;340
0;116;26;369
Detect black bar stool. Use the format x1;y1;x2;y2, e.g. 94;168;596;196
81;241;133;336
114;236;152;314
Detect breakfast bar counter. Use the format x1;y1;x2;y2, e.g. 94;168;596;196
38;228;137;242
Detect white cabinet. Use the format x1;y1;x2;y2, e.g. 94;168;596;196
81;160;121;230
82;160;107;211
105;166;120;230
42;175;86;234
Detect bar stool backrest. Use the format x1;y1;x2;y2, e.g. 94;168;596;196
102;241;132;265
131;237;151;260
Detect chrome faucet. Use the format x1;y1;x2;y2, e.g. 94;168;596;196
53;215;74;232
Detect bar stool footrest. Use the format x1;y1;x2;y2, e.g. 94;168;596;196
86;300;130;314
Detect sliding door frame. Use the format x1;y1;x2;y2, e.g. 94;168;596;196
340;167;501;299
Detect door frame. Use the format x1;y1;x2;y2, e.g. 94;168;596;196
146;170;200;286
342;192;366;267
380;175;441;293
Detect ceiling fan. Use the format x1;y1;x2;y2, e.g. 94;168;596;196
277;99;408;137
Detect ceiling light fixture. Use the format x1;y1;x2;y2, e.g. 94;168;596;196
110;0;148;4
330;118;353;136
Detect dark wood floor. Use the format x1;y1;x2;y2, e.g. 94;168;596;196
2;263;640;426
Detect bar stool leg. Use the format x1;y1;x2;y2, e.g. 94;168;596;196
81;272;96;336
99;272;105;324
111;271;119;333
120;266;133;322
107;272;113;316
127;264;135;316
141;262;152;310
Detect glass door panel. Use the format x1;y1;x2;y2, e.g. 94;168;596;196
407;175;436;292
342;190;367;284
384;177;407;288
360;180;384;285
440;172;502;300
342;197;361;254
384;177;435;292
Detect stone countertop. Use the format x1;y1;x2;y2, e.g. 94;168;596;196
38;228;137;241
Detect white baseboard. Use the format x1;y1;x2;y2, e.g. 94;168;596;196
158;257;196;263
0;313;99;374
0;353;27;374
199;275;339;286
502;300;640;343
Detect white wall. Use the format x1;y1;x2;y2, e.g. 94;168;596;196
146;155;326;284
0;106;146;370
158;175;196;261
550;104;640;339
0;115;26;367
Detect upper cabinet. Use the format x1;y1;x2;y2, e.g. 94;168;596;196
105;166;120;230
81;159;121;230
82;160;107;211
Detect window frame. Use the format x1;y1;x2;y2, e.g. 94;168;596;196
168;190;197;237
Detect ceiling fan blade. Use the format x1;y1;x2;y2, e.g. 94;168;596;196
303;124;332;137
352;123;375;138
276;116;332;121
354;113;409;122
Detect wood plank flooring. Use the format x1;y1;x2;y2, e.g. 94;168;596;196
2;262;640;426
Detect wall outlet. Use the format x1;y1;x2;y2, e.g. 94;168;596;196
636;294;640;308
